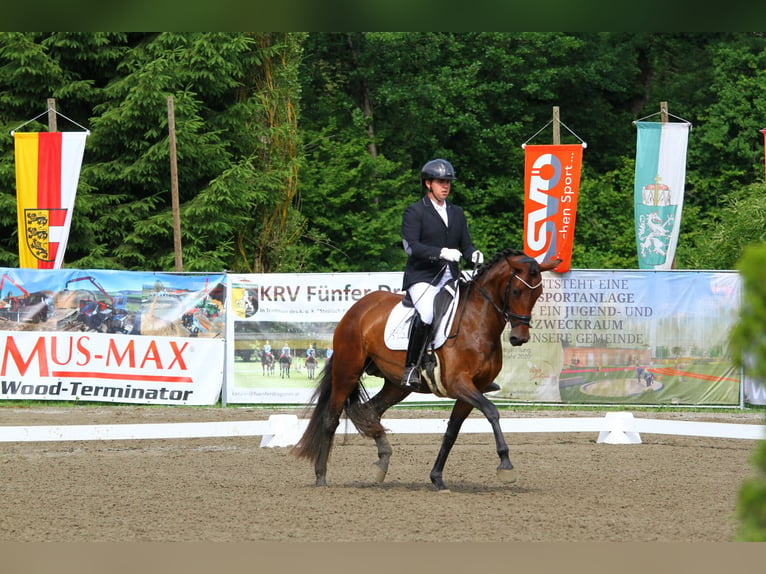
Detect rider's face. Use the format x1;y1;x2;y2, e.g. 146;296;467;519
427;178;451;204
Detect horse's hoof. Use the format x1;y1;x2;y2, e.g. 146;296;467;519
497;467;518;483
371;463;387;483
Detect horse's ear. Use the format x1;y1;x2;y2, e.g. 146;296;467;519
540;258;563;272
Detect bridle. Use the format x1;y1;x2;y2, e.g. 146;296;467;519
472;260;542;327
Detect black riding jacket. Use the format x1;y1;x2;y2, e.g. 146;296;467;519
401;195;477;290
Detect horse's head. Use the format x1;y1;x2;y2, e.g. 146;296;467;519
474;249;560;346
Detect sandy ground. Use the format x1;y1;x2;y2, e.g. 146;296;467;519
0;405;763;543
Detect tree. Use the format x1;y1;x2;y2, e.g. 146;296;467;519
729;244;766;541
0;32;306;272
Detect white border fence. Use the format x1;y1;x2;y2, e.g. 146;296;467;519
0;412;763;448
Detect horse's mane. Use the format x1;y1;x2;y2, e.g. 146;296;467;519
470;248;530;281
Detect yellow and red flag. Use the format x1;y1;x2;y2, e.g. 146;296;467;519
523;144;584;273
14;131;87;269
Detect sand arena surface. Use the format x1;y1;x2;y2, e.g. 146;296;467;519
0;405;763;542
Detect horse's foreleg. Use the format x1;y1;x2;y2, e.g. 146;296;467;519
430;400;473;491
472;393;517;483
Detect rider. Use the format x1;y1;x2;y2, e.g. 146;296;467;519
400;158;484;391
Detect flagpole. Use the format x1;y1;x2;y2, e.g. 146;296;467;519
660;102;678;269
167;95;183;272
47;98;57;132
552;106;560;145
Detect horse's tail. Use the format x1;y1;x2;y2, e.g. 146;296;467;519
290;356;385;464
291;357;336;464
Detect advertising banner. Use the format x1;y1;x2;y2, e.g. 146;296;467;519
227;269;742;407
226;272;417;404
497;269;741;405
14;132;88;269
523;144;583;273
633;121;690;269
0;268;226;405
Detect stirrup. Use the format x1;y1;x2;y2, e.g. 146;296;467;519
401;365;422;391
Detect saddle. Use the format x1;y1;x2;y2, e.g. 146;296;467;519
383;280;460;351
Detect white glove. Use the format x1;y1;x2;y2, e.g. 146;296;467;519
439;248;462;262
471;250;484;265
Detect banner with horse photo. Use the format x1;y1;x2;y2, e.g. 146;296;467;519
226;272;407;404
13;132;88;269
633;121;691;269
523;144;583;273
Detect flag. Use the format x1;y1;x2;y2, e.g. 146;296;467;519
523;144;583;273
633;121;690;270
14;131;87;269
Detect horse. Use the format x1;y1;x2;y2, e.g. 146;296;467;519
279;353;292;378
261;350;275;376
291;248;559;491
305;353;318;380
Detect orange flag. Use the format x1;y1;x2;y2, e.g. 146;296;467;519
14;132;87;269
523;144;583;273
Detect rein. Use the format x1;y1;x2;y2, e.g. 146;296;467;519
451;259;542;336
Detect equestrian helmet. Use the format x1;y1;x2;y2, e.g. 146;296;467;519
421;159;456;187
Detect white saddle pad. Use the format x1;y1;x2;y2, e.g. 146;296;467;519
383;287;460;351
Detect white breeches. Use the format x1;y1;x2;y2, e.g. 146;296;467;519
407;269;453;325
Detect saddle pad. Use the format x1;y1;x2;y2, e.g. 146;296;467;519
383;287;460;351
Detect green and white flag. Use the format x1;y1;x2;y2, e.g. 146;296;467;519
633;121;690;269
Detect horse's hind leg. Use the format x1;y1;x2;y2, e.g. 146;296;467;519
366;381;408;483
314;410;341;486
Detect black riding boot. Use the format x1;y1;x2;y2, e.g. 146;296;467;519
401;313;432;392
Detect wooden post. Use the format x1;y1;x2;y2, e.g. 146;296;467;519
47;98;57;132
167;96;183;272
552;106;560;145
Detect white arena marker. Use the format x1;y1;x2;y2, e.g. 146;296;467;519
259;414;303;448
597;412;642;444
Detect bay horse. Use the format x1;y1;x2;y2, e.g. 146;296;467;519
291;248;559;491
279;353;292;378
261;350;275;376
305;353;318;380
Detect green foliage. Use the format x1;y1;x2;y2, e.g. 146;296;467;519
0;32;305;272
729;244;766;541
2;33;766;272
736;439;766;541
681;183;766;270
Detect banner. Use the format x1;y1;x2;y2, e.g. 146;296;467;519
226;272;408;404
14;131;88;269
0;268;226;405
633;121;690;269
226;269;742;406
523;144;583;273
499;270;741;406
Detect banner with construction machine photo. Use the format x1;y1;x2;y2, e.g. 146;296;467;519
523;144;583;273
0;268;226;405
